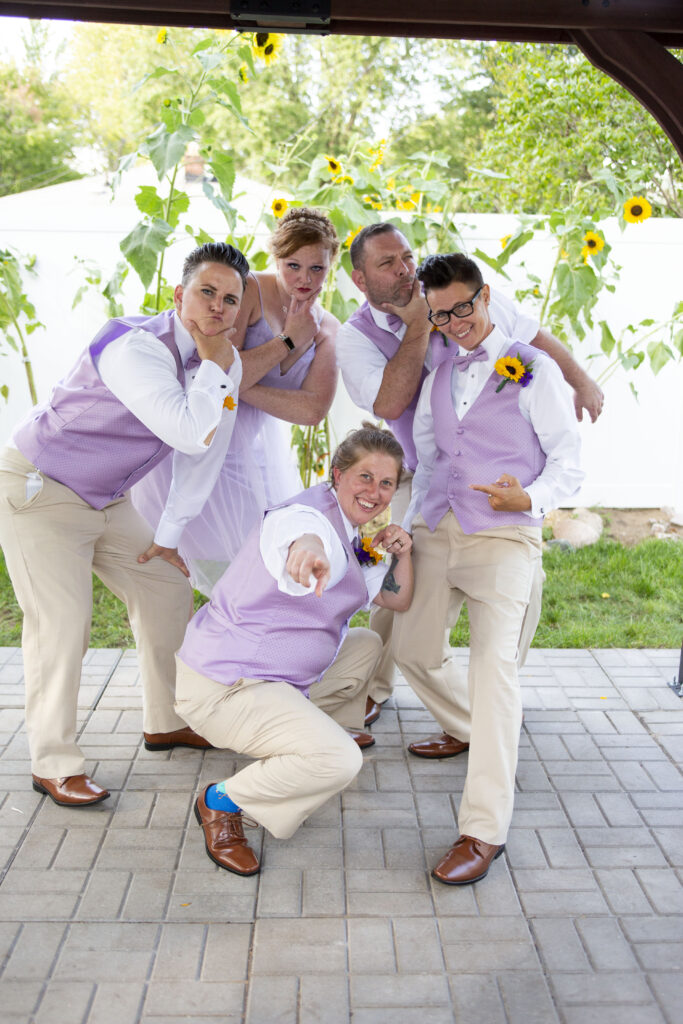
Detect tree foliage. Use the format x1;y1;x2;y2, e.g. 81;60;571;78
0;22;81;197
3;22;680;219
457;42;682;218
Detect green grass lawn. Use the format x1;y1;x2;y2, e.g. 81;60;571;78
1;537;681;649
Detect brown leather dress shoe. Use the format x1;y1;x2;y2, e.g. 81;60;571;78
194;785;260;876
32;774;110;807
407;732;469;758
144;726;213;751
348;730;376;749
364;697;382;726
432;835;505;886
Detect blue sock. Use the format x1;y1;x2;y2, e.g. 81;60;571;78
205;782;241;813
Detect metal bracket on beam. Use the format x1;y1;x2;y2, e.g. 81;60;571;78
230;0;331;33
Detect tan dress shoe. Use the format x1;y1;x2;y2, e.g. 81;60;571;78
194;785;260;876
32;774;110;807
144;726;213;751
348;730;376;749
364;697;382;726
407;732;469;758
432;835;505;886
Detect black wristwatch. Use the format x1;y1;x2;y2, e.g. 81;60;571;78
278;333;295;351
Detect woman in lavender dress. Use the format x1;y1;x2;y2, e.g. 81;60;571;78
133;208;340;593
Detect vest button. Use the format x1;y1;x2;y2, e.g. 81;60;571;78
456;428;464;434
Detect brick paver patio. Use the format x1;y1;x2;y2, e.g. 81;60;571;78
0;646;681;1023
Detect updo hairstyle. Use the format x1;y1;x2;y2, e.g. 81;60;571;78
270;207;340;261
329;421;404;488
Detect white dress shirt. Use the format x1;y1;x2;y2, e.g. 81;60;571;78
404;325;584;529
96;313;242;547
337;289;540;416
260;490;387;605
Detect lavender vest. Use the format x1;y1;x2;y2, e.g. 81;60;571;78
347;301;454;472
14;310;185;510
178;484;369;692
420;341;546;533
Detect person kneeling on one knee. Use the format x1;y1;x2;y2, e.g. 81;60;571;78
175;422;414;875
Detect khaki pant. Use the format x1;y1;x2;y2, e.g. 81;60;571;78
175;627;381;839
393;510;542;846
368;472;543;703
0;448;193;778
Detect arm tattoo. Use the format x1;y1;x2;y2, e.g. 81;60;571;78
380;555;401;594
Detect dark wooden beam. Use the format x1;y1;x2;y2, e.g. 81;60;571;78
1;1;683;44
573;29;683;163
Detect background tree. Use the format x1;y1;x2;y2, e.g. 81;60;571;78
0;21;81;196
456;42;682;218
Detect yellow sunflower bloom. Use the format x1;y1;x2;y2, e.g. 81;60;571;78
368;139;386;171
271;198;288;218
315;464;325;477
344;227;362;248
582;230;605;255
333;174;355;186
560;249;569;260
386;177;396;190
396;198;416;211
223;395;236;411
156;27;168;44
494;355;526;382
623;196;652;223
238;64;249;83
252;32;284;65
363;194;382;210
324;155;342;176
500;234;511;249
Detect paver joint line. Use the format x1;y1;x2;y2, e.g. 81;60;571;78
0;647;680;1024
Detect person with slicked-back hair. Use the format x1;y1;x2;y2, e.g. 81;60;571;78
0;242;249;807
133;207;341;595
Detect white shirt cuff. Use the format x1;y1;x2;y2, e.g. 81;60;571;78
153;514;184;549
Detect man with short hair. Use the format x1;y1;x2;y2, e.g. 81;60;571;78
0;242;247;806
337;224;602;723
394;252;583;884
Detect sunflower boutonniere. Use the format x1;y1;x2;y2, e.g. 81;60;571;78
494;353;534;393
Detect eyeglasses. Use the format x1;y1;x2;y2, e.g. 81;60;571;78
427;286;484;327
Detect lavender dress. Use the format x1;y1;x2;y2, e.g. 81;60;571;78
132;277;315;594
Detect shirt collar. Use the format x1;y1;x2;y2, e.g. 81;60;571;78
456;324;508;362
331;489;357;543
368;303;406;338
172;311;197;366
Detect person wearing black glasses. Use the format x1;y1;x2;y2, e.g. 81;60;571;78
336;223;603;728
393;252;583;886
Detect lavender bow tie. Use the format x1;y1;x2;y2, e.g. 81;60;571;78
185;351;202;371
385;314;404;334
453;347;488;372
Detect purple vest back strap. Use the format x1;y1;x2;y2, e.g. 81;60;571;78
178;484;370;691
